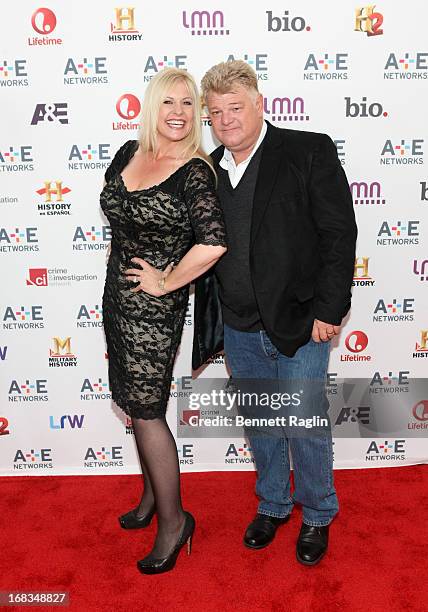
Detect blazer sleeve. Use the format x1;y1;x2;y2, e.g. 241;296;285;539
308;134;358;325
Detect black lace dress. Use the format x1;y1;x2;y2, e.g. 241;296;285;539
100;140;226;419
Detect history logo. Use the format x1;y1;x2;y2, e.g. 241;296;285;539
353;257;375;287
49;337;78;368
35;181;72;216
413;330;428;359
109;7;142;41
354;5;383;36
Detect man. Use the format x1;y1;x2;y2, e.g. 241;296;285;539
192;61;357;565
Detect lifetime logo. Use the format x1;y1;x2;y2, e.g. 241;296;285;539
31;103;69;125
182;10;229;36
263;96;309;122
350;181;385;205
28;8;62;46
341;331;371;362
354;5;383;37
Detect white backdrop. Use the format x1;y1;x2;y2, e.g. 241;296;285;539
1;1;427;475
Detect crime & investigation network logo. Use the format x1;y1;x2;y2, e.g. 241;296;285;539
0;59;29;87
35;180;72;216
28;7;62;46
26;267;98;287
109;7;143;41
48;337;77;368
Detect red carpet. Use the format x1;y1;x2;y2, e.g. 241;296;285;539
1;466;427;612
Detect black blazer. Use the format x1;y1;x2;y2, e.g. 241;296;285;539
192;122;357;369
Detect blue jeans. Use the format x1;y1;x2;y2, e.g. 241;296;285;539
224;324;338;527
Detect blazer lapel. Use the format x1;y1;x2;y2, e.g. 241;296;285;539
250;122;284;248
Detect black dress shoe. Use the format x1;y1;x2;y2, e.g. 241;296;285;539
244;513;290;549
118;506;155;530
137;511;195;575
296;523;329;565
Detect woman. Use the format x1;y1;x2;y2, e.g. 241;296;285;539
100;68;227;574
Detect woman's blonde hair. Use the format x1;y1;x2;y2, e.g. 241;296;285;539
139;67;211;167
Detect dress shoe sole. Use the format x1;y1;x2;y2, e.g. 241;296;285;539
296;549;327;566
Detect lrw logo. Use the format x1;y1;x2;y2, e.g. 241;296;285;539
345;97;387;118
182;10;229;35
49;414;84;429
266;10;310;32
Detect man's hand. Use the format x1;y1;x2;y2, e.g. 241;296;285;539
312;319;341;343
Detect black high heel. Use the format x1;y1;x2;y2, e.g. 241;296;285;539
118;506;155;530
137;511;195;575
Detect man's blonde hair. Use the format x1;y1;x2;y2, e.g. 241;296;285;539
201;60;259;103
139;67;210;165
